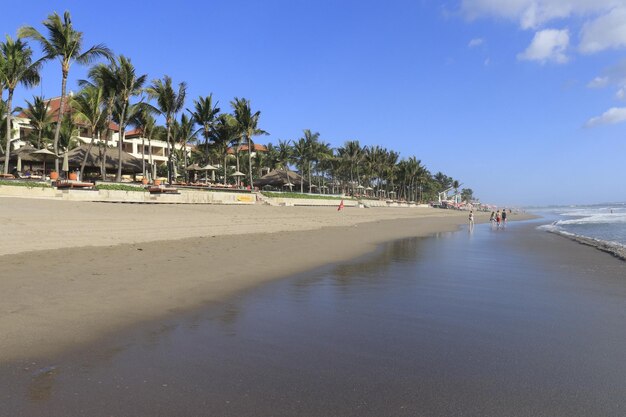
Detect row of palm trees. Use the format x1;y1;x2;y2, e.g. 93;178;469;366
1;10;472;203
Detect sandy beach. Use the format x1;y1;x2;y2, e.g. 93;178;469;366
0;197;524;363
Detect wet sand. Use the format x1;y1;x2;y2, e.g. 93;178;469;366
0;197;518;363
2;219;624;416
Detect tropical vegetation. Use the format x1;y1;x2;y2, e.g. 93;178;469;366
0;9;475;203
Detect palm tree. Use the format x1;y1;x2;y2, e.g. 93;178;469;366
338;140;363;194
80;63;119;180
19;10;112;172
211;114;239;185
22;95;52;148
106;56;147;181
174;113;196;181
231;97;267;189
292;137;310;193
1;35;42;174
300;129;320;193
129;106;156;179
276;139;294;191
71;85;105;178
145;75;187;184
188;94;219;164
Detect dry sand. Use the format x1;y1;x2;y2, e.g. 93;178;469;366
0;197;530;362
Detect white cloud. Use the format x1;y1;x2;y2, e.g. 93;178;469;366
468;38;484;47
587;76;609;88
580;7;626;53
585;106;626;127
462;0;622;29
616;87;626;99
517;29;570;63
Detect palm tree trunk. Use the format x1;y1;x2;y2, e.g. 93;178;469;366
141;136;145;177
166;120;173;184
80;130;96;179
223;153;228;186
247;135;254;189
148;135;153;180
116;104;127;182
3;90;14;174
53;73;68;173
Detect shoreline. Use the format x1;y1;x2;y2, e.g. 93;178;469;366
543;227;626;261
1;199;530;363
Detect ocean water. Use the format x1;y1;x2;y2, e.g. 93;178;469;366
537;203;626;258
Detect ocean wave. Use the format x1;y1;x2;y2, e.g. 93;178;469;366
555;213;626;225
538;224;626;261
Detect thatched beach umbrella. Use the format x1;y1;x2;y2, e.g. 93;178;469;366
32;148;58;176
256;169;305;189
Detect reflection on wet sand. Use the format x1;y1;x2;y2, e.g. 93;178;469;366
2;221;626;417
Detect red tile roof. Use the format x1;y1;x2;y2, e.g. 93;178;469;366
18;96;121;132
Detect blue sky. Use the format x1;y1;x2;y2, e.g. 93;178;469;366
2;0;626;206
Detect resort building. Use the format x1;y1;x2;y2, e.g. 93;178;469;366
9;96;188;168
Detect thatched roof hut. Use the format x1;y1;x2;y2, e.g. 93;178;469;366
66;144;143;174
256;169;306;188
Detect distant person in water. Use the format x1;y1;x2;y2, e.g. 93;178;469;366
490;211;496;226
502;208;507;226
496;210;501;228
469;210;475;229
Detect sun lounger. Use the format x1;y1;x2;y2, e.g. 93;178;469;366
0;173;15;179
55;180;95;189
147;186;179;194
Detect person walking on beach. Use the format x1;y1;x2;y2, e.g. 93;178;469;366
469;210;475;230
490;211;496;227
502;208;507;226
496;210;501;228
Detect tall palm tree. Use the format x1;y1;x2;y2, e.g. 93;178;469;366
19;10;112;172
145;75;187;184
107;56;147;181
211;114;239;185
292;137;309;193
231;97;267;189
80;63;119;180
1;35;42;174
129;106;156;178
276;139;294;191
188;94;219;164
175;113;196;182
71;85;105;178
23;95;52;148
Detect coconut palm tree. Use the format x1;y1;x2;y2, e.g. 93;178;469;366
211;113;239;185
292;137;310;193
231;97;267;189
145;75;187;184
71;85;105;178
174;113;196;182
188;94;219;164
1;35;42;174
19;11;112;172
300;129;320;193
276;139;294;191
129;106;156;179
22;96;52;148
105;56;147;181
80;63;119;180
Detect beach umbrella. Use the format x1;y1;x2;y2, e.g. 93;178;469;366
200;164;217;171
231;171;245;177
32;148;58;176
186;163;201;171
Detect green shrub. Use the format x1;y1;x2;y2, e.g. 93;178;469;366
0;180;51;189
261;191;351;200
95;184;146;192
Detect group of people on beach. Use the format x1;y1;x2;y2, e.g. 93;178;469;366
489;209;508;228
